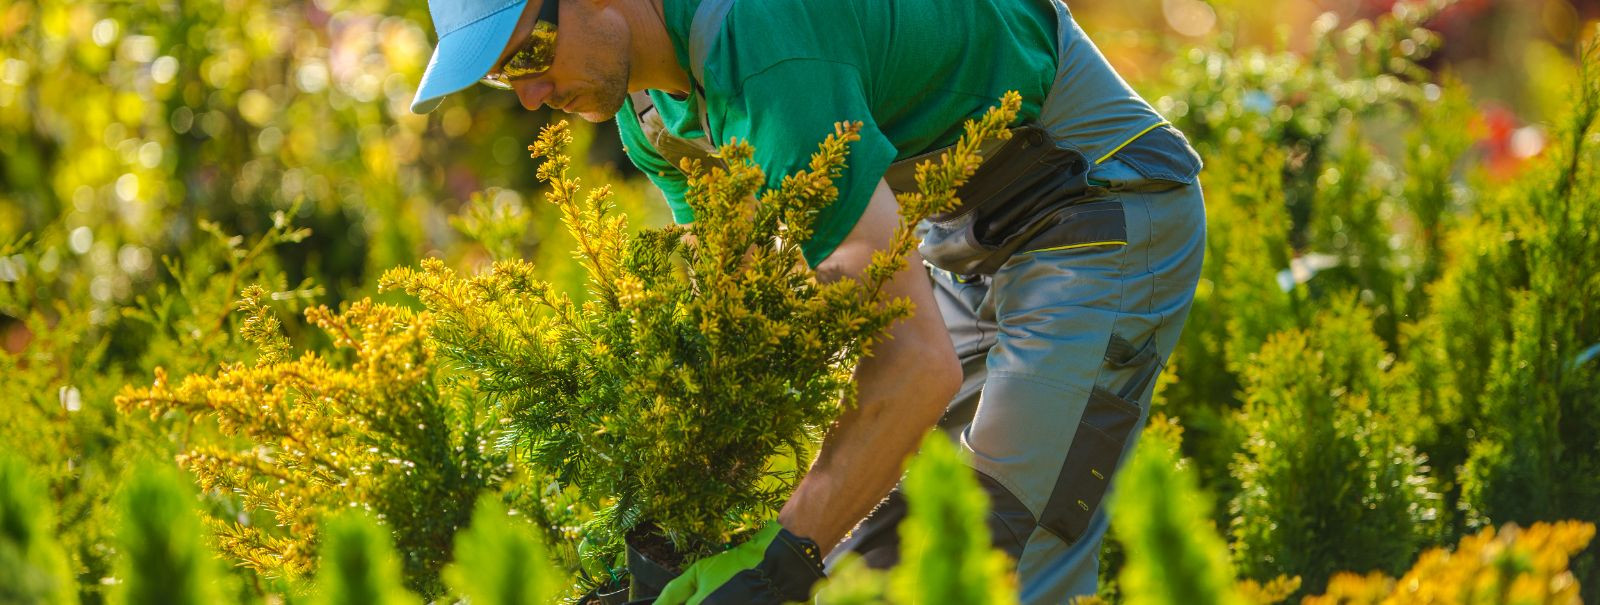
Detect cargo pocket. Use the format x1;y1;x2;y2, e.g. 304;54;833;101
1037;333;1160;545
1017;199;1127;256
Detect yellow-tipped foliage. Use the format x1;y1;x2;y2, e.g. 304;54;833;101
115;297;508;596
1306;521;1595;605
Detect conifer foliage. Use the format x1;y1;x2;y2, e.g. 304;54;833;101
890;435;1018;605
381;94;1022;574
441;498;563;605
1451;41;1600;534
115;290;508;595
1305;522;1595;605
1230;299;1439;593
311;513;419;605
0;455;76;605
1108;419;1245;605
110;464;223;605
811;435;1020;605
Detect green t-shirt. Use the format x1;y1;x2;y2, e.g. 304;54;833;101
617;0;1059;267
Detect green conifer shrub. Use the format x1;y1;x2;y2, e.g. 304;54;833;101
313;513;420;605
1;215;316;602
1229;297;1440;594
812;434;1020;605
441;497;563;605
1305;125;1404;345
1438;44;1600;590
889;434;1017;605
1108;418;1242;605
1384;80;1478;537
0;455;77;605
380;93;1022;583
1158;131;1303;502
1081;416;1299;605
1398;77;1476;301
0;0;607;306
110;464;223;605
1151;4;1468;521
1158;1;1444;247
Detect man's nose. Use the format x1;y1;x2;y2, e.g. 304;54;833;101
513;78;556;111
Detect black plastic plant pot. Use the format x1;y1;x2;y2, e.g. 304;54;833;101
625;525;686;602
579;582;631;605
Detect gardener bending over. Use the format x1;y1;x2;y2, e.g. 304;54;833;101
410;0;1206;602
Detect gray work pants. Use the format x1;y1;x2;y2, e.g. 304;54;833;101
827;156;1206;604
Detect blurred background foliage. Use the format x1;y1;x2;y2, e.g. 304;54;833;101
2;0;1599;602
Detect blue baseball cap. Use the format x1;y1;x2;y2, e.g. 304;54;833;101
410;0;530;113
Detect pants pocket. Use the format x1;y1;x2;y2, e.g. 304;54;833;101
1016;200;1127;256
1037;334;1159;545
1037;387;1141;544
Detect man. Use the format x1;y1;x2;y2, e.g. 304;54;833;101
410;0;1205;603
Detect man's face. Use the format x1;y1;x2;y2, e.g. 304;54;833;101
493;0;631;122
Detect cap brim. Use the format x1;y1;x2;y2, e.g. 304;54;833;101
410;1;526;114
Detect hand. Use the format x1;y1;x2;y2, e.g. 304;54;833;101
652;522;826;605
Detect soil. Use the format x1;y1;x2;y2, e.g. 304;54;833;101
626;523;687;573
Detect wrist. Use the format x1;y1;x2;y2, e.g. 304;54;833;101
759;526;826;602
773;526;825;572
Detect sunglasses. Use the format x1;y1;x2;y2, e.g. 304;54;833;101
480;0;560;90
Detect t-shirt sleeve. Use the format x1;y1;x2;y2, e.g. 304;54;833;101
715;59;898;267
617;97;696;224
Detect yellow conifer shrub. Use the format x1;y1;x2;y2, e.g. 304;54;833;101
115;288;508;596
1305;521;1594;605
381;93;1022;582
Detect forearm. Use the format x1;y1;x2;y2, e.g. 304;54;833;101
777;181;962;555
777;299;959;554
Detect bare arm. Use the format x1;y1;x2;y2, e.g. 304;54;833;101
777;178;963;555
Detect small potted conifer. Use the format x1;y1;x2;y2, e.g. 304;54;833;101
383;93;1021;600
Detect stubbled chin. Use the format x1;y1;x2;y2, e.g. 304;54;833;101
575;90;626;123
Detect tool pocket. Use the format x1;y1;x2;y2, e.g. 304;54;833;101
1015;200;1127;256
1038;333;1159;545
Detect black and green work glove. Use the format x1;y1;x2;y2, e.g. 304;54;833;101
652;522;826;605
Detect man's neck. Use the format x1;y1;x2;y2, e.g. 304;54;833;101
625;0;692;95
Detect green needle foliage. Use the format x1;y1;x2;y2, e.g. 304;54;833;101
1153;2;1462;523
1157;129;1301;498
110;464;221;605
1160;0;1447;247
382;93;1022;577
891;434;1017;605
312;513;419;605
442;497;563;605
1230;298;1440;594
0;455;77;605
1107;419;1242;605
1447;39;1600;587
